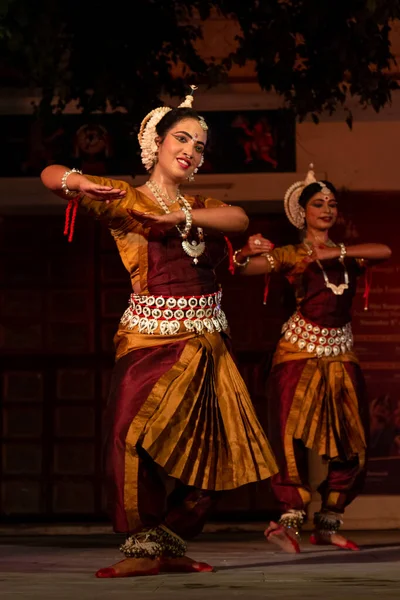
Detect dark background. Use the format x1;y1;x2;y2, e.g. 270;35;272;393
0;110;295;178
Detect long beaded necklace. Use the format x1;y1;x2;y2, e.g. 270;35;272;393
304;239;349;296
146;180;206;264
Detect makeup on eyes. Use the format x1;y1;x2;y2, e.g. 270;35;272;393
310;199;337;208
172;131;205;153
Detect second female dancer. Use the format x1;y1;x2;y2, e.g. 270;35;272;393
233;166;391;553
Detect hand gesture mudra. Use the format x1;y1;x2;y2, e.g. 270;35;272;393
307;244;340;262
78;178;127;203
127;208;182;234
242;234;274;257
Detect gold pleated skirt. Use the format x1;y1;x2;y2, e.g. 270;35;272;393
125;332;278;492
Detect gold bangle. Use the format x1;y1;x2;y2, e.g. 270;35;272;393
233;249;250;268
261;252;275;270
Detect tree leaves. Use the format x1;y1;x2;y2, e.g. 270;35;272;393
228;0;400;122
0;0;399;125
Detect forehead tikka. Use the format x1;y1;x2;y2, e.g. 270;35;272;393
318;181;332;199
190;132;205;150
173;131;203;148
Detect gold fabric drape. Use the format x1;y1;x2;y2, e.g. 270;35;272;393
123;333;278;530
273;339;366;485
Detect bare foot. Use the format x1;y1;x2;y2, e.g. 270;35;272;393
310;531;359;551
160;555;213;573
95;557;161;578
264;521;301;554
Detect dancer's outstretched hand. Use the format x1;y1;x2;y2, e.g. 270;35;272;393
310;245;341;262
127;208;184;234
241;233;274;257
78;178;127;203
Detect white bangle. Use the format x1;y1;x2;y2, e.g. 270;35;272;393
338;243;347;262
61;168;83;197
180;207;192;239
233;249;250;268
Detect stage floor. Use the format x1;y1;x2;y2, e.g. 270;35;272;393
1;530;400;599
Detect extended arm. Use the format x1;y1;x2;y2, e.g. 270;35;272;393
127;205;250;235
314;243;392;262
191;206;249;233
41;165;126;202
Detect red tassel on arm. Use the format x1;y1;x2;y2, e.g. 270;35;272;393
263;274;271;305
262;244;275;305
363;266;372;311
224;236;235;275
63;195;81;242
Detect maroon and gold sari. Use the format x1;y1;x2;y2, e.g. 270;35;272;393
79;177;278;532
265;244;368;511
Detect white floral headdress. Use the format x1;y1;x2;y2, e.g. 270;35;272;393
137;85;208;172
284;164;332;229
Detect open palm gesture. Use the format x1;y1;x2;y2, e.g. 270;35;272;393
127;208;183;234
78;178;127;203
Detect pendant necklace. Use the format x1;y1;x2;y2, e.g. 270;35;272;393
146;180;205;264
305;239;349;296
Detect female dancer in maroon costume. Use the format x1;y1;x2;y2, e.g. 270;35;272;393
233;166;391;553
41;88;277;577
